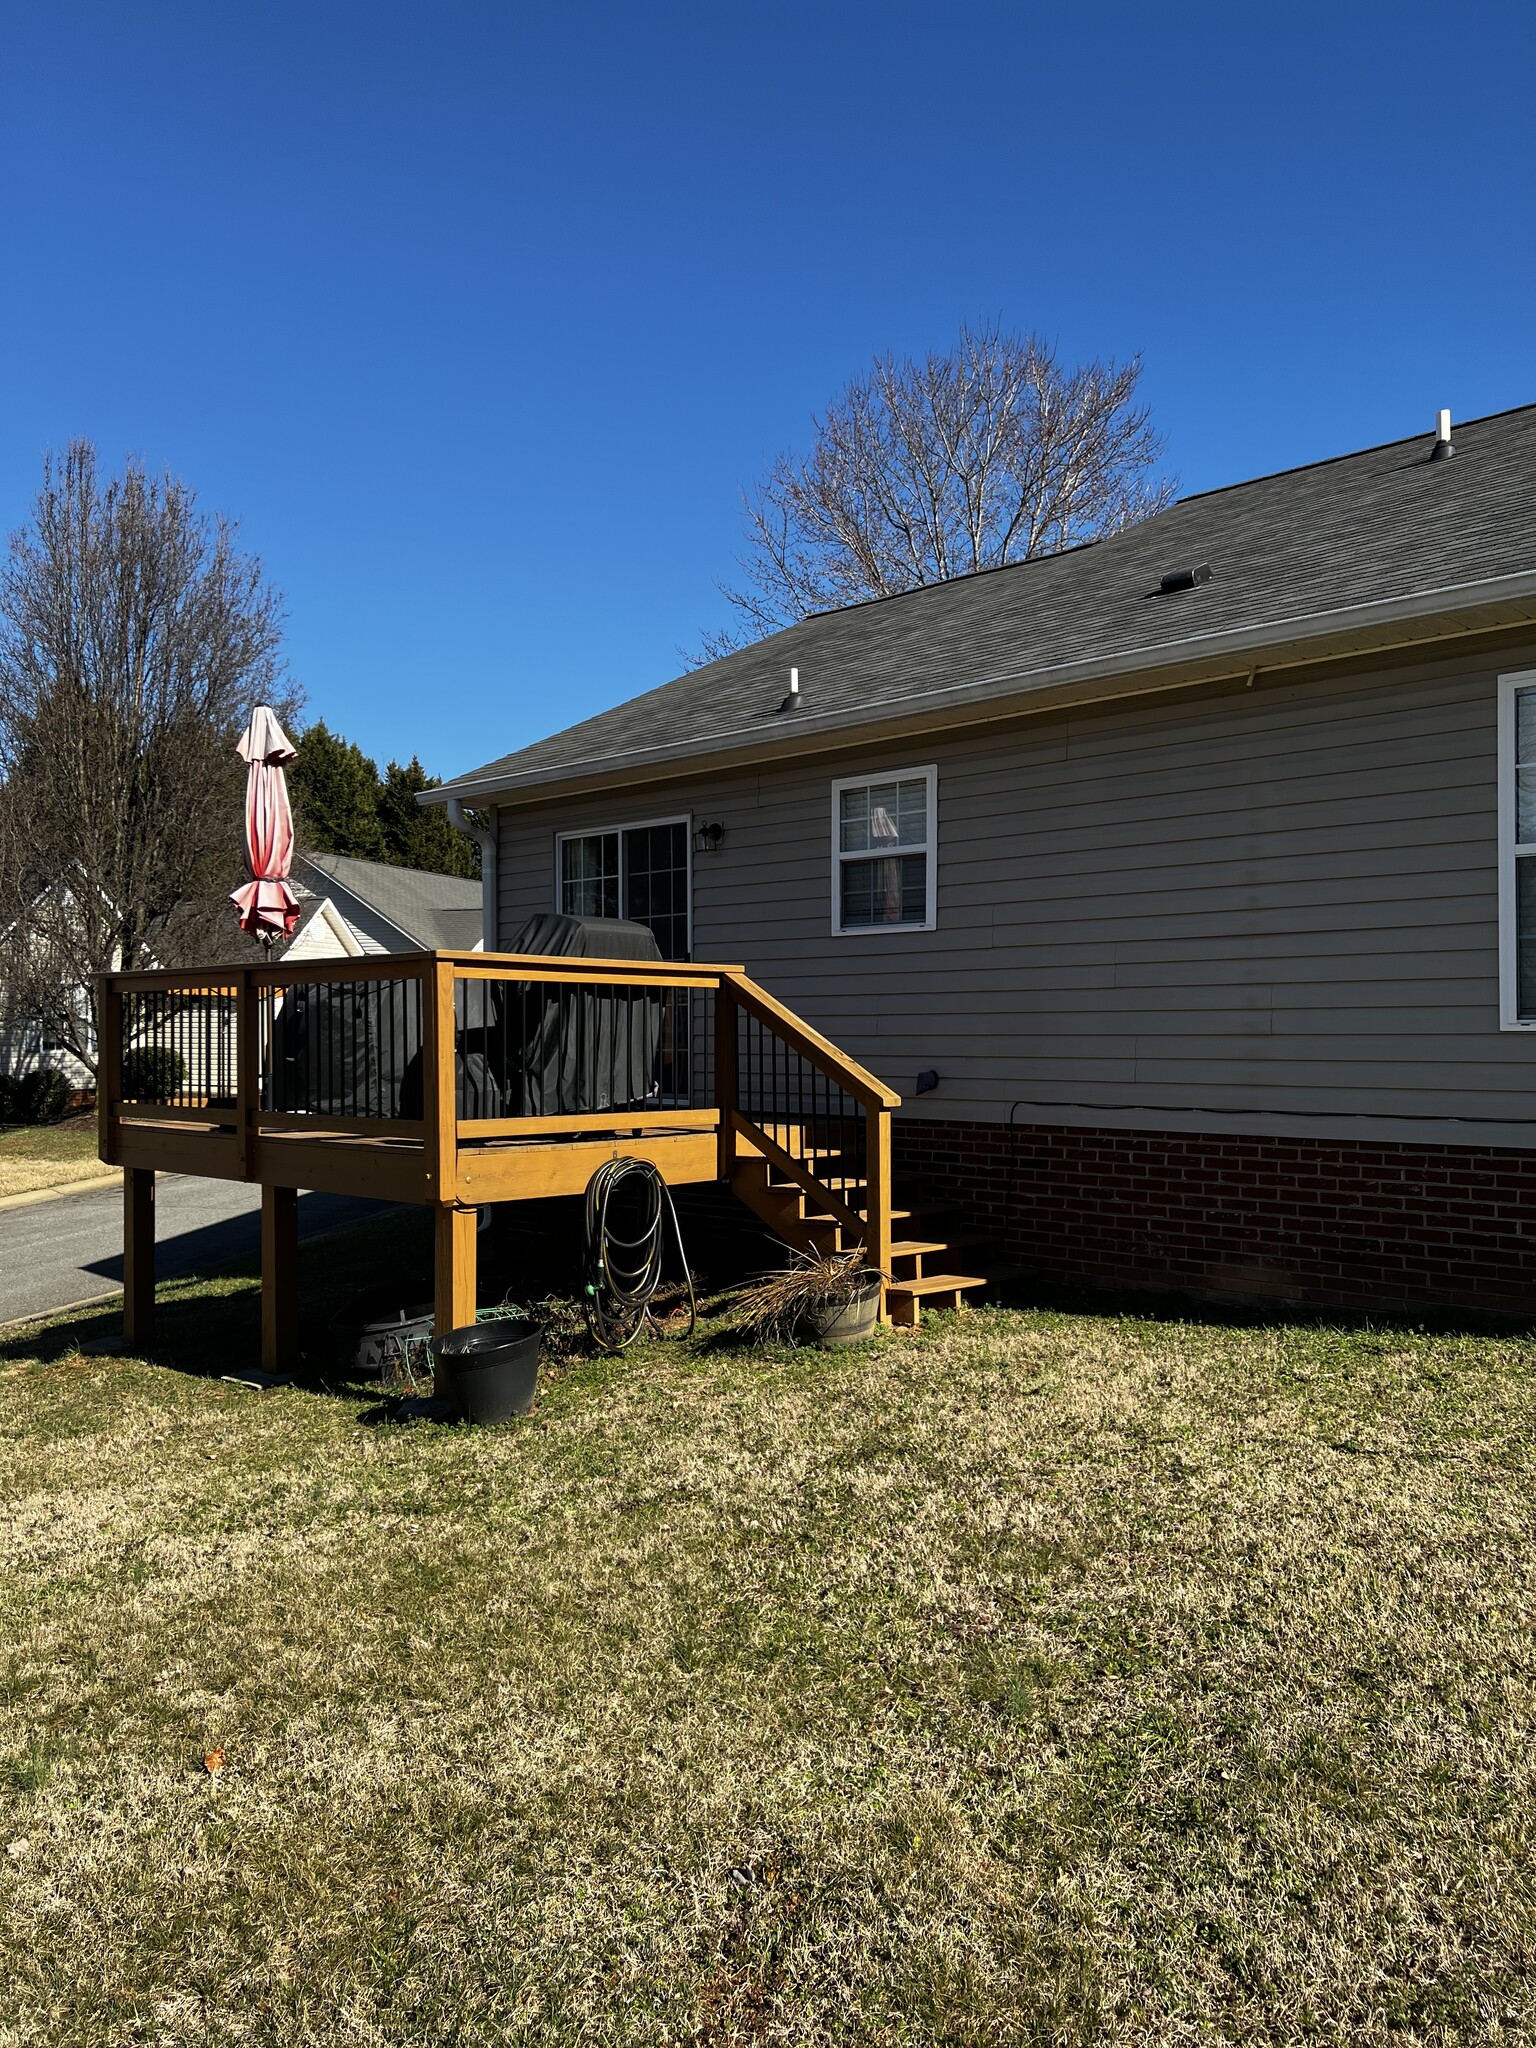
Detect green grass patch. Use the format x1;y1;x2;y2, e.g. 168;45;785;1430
1;1238;1534;2042
0;1118;105;1199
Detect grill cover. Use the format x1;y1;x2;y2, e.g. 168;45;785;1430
458;914;668;1119
266;977;425;1120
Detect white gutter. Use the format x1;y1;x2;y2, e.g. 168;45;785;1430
445;798;498;951
423;564;1536;806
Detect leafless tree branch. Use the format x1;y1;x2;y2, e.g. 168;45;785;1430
0;443;298;1074
685;322;1175;665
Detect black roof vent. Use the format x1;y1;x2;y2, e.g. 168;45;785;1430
1158;563;1213;594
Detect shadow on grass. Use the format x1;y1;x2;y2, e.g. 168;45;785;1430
985;1267;1536;1340
0;1207;439;1388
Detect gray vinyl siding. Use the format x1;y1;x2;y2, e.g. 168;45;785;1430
493;642;1536;1133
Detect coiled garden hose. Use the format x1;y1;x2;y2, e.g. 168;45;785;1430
582;1155;697;1352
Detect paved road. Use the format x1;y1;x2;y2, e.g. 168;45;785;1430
0;1176;388;1326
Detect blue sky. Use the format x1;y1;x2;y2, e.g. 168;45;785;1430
1;1;1532;779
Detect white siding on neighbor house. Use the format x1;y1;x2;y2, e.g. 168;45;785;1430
296;884;399;955
492;641;1536;1142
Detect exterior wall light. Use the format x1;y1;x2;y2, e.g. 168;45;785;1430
693;821;725;854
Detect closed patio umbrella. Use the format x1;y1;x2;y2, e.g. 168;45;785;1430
230;704;301;943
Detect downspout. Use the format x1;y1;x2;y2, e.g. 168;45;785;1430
445;799;498;951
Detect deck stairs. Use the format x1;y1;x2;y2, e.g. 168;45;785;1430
731;1119;988;1327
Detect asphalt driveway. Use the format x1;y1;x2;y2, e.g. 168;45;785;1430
0;1175;388;1327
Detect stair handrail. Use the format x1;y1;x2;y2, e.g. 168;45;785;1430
718;970;901;1111
717;968;898;1285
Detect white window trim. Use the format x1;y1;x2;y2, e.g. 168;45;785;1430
554;812;692;956
1498;670;1536;1029
829;765;938;937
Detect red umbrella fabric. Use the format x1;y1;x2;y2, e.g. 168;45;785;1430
230;705;301;941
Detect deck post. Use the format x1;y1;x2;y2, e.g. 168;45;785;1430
123;1166;155;1348
435;1205;478;1336
715;980;738;1181
96;973;122;1167
261;1185;300;1374
424;955;458;1204
866;1104;893;1318
235;966;257;1180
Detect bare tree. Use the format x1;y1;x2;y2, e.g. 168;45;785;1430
691;322;1175;661
0;443;295;1075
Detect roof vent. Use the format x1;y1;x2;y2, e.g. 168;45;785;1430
1158;563;1213;594
777;666;801;715
1430;407;1454;460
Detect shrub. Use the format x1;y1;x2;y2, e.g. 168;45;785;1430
4;1068;72;1124
121;1046;186;1103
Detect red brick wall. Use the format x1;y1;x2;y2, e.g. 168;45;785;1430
893;1117;1536;1316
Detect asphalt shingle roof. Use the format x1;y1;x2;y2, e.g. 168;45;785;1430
298;852;482;950
439;405;1536;799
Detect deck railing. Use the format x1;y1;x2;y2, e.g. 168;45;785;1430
97;952;900;1277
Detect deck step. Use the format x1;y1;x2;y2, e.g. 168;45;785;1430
888;1272;988;1296
802;1207;912;1227
885;1272;988;1330
768;1173;867;1194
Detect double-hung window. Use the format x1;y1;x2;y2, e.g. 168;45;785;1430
1498;672;1536;1027
831;766;936;934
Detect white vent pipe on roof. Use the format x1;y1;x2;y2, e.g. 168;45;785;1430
1431;408;1454;460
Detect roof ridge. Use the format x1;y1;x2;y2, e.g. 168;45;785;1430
1175;399;1536;506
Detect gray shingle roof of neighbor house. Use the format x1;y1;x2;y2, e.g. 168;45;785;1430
296;851;483;950
428;404;1536;803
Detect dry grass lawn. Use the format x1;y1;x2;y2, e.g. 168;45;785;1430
0;1119;110;1199
0;1228;1533;2044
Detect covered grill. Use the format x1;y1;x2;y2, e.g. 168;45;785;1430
457;914;667;1119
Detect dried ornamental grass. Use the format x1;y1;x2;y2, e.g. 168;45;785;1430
731;1249;880;1344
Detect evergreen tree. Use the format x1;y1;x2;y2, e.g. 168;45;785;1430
378;757;479;878
289;721;386;859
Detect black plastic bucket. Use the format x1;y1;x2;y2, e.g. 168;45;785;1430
433;1321;540;1423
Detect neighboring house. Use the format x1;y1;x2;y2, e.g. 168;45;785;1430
287;852;484;960
0;882;97;1088
430;403;1536;1317
1;855;482;1092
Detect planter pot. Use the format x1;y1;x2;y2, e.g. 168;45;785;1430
433;1321;540;1423
803;1276;883;1347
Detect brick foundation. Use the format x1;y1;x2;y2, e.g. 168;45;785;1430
893;1117;1536;1317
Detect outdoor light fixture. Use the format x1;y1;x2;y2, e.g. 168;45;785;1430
693;821;725;854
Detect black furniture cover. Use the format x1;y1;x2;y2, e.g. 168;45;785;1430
457;914;668;1120
266;975;425;1120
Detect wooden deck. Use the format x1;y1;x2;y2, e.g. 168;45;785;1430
95;950;980;1367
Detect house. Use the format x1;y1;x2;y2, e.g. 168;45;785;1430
286;852;485;960
2;855;482;1097
424;403;1536;1318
